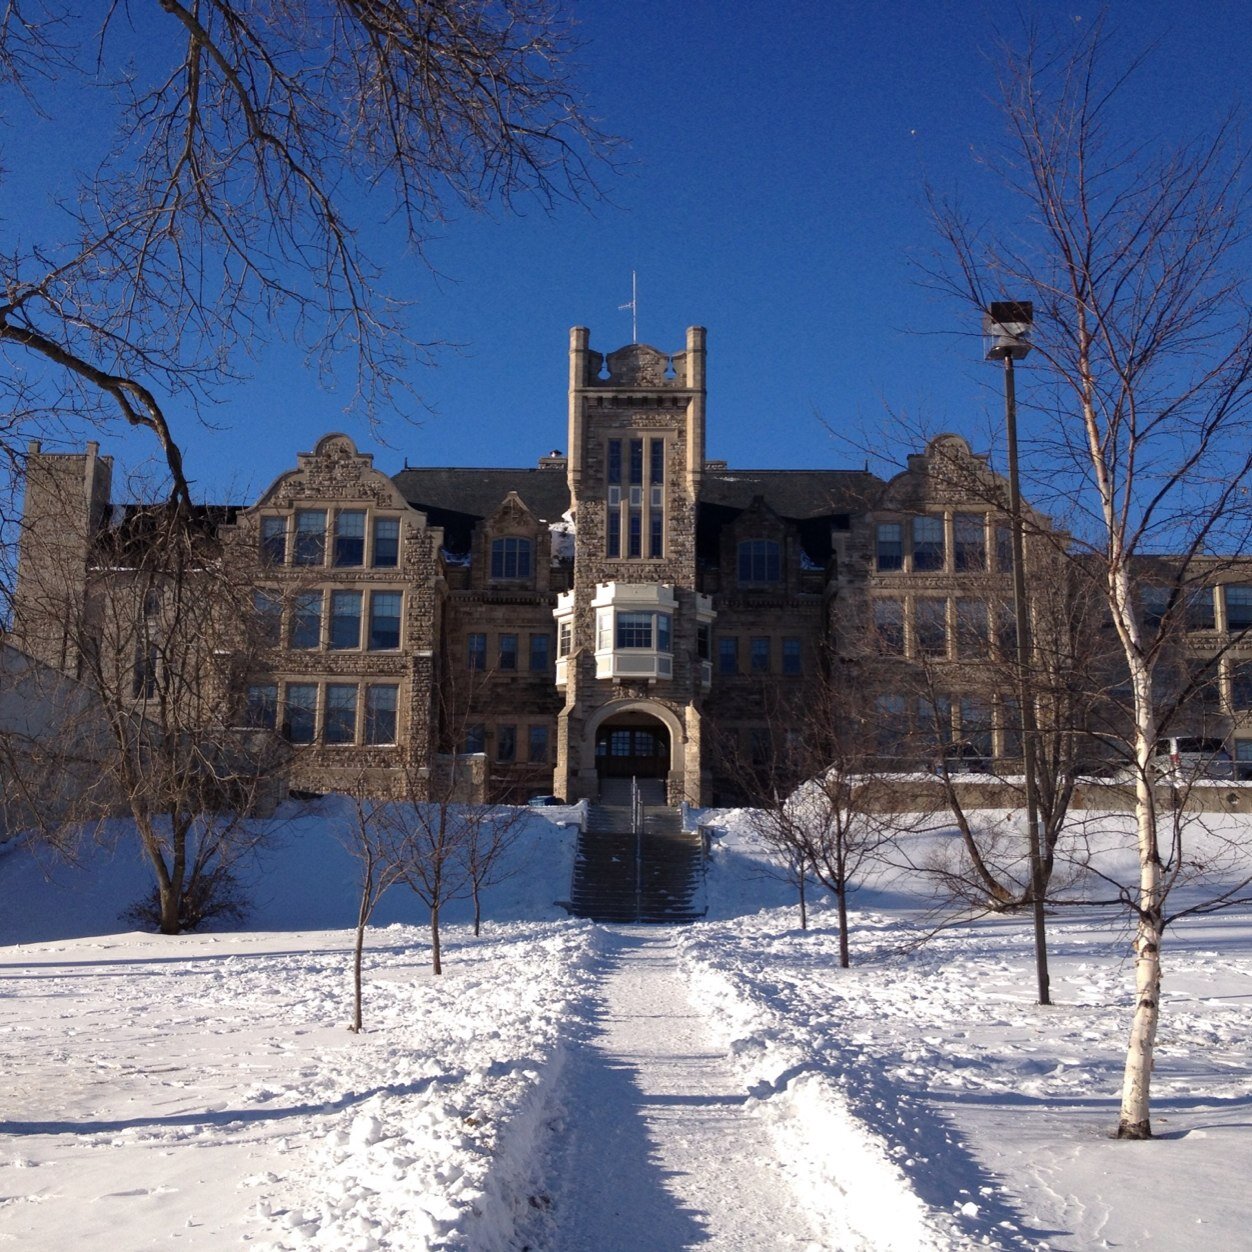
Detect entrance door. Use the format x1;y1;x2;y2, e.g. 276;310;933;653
595;718;670;780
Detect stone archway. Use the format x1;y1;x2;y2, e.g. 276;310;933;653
582;700;686;802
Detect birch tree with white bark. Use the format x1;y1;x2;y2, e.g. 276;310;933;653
931;18;1252;1137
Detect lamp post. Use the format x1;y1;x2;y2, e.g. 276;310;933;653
984;301;1051;1007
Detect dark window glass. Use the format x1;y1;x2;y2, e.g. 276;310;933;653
782;637;802;675
628;510;642;558
916;599;947;656
333;510;365;567
324;684;357;744
464;724;486;754
1140;586;1170;631
953;514;986;571
260;516;286;564
960;697;993;759
873;599;904;654
253;590;282;646
491;537;533;580
718;635;738;675
1232;661;1252;710
650;511;664;559
697;624;711;660
876;523;903;571
246;683;277;730
607;510;621;558
1226;585;1252;630
996;604;1018;657
616;612;653;648
750;636;770;673
956;598;989;658
364;684;398;744
284;683;317;744
329;590;362;649
499;633;518;670
912;516;944;571
1187;588;1215;630
528;724;549;763
529;633;550;673
738;539;781;583
657;613;671;652
467;632;487;670
607;439;622;485
290;591;322;649
497;724;516;763
1236;738;1252;780
373;517;400;567
293;510;326;566
629;439;643;485
996;525;1014;572
650;438;664;484
368;591;402;650
875;694;908;755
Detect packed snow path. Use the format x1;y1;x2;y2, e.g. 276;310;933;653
536;927;825;1250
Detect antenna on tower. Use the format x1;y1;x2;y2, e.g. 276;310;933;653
618;270;638;343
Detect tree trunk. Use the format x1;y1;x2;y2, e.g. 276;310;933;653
797;860;807;931
472;879;482;938
351;919;365;1033
836;884;850;969
430;903;443;976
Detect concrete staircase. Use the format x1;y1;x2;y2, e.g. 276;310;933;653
569;784;705;923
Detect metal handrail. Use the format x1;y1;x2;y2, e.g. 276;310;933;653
631;775;643;921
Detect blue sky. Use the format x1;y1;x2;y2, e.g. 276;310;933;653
10;1;1252;502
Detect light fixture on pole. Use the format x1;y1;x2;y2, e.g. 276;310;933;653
984;300;1051;1007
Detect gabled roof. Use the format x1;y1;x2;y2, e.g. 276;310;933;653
698;469;883;519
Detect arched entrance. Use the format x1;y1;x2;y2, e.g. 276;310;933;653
595;713;671;782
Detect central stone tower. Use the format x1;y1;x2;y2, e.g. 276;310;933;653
553;326;714;804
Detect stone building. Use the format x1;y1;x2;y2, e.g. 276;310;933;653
14;325;1252;802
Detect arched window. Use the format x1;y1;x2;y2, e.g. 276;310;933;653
738;539;781;583
491;537;532;580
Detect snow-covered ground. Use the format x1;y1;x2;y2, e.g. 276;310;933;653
2;800;1250;1249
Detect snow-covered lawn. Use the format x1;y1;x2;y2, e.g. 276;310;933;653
2;799;1250;1249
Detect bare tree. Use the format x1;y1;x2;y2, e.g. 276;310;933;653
339;785;406;1033
463;804;528;938
11;484;287;933
931;17;1252;1137
0;2;611;512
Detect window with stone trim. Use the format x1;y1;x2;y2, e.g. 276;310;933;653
750;636;770;673
738;540;781;583
718;635;738;675
953;514;986;571
529;633;550;673
528;723;549;763
491;537;532;580
290;591;322;649
782;637;802;675
1226;584;1252;630
912;516;944;572
497;723;516;763
260;516;287;564
333;510;366;567
329;590;362;649
364;684;398;744
372;517;400;567
284;683;317;743
467;632;487;670
324;683;358;744
498;633;518;671
293;510;326;565
368;591;402;650
246;683;277;730
915;599;947;657
875;522;903;571
873;598;904;654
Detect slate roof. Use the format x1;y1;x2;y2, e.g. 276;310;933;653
698;469;883;519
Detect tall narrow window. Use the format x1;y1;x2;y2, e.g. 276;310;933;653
650;438;664;484
246;683;277;730
284;683;317;744
876;523;903;571
372;517;400;567
324;684;357;744
491;537;532;580
467;632;487;670
558;621;572;657
133;641;158;698
498;633;518;671
915;598;948;656
529;633;550;673
333;510;366;567
995;525;1014;573
628;510;642;558
293;510;326;566
607;439;622;485
912;516;944;571
290;591;322;649
368;591;402;650
953;514;986;571
497;724;516;763
260;516;287;564
607;510;621;558
364;685;398;744
253;589;282;646
1231;661;1252;710
464;724;486;754
528;724;549;763
650;511;664;559
873;598;904;654
1187;588;1215;630
718;636;738;675
750;636;770;673
782;637;802;675
955;598;989;658
629;439;643;485
329;590;362;649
